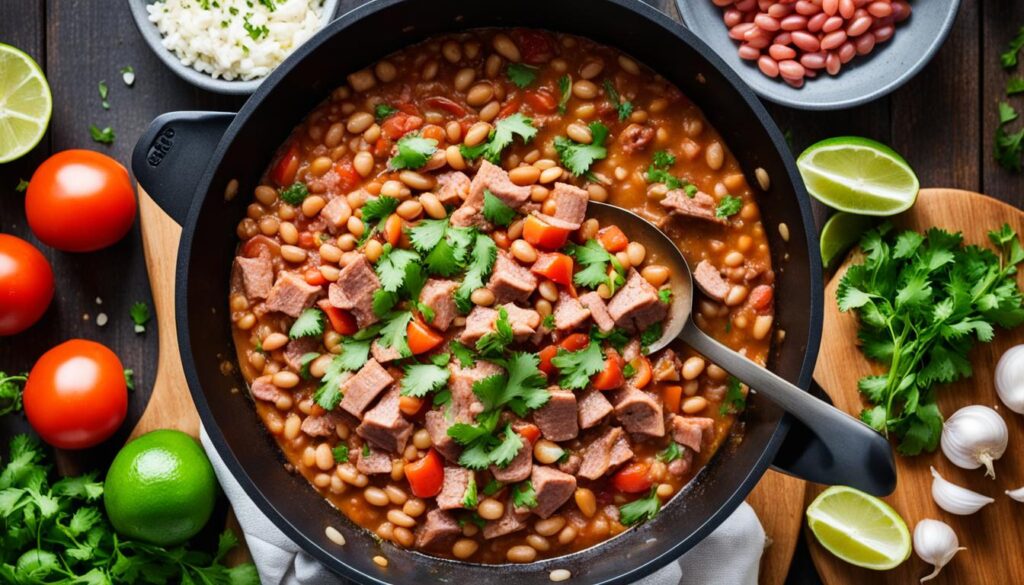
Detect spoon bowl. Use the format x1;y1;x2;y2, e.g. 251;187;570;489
586;201;896;496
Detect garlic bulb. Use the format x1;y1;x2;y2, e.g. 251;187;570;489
913;519;966;583
995;345;1024;414
930;467;994;515
939;405;1007;478
1006;486;1024;502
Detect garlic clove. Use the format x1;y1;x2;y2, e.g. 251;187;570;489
995;345;1024;414
1006;486;1024;502
939;405;1008;479
929;467;994;515
913;519;966;583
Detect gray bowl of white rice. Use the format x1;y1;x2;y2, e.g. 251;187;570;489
129;0;340;94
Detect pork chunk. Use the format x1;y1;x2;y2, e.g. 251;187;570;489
437;466;473;510
265;273;321;318
320;195;353;233
250;376;286;403
607;269;668;333
578;427;631;480
435;171;471;205
328;255;381;328
415;509;461;549
533;389;578;442
483;502;531;539
614;387;665;437
531;466;577;519
660;190;727;225
578;291;615;332
693;260;729;302
357;388;413;453
670;415;716;454
419;279;460;331
577;389;614;430
553;291;591;331
355;449;393;475
339;359;394;418
487;250;538;304
233;254;274;300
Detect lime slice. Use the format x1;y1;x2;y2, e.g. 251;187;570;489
0;43;52;164
797;137;919;216
820;212;877;269
806;486;912;571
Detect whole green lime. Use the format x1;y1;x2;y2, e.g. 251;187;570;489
104;429;217;547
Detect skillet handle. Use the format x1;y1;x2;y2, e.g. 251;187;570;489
131;111;235;225
769;379;897;495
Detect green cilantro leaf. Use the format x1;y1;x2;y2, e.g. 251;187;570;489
659;289;673;304
483;479;504;496
567;238;623;290
482;189;516;227
1009;77;1024;96
460;113;537;164
451;341;477;367
279;182;309;205
996;102;1024;172
129;301;150;333
375;245;421;292
379;311;414;358
0;371;27;416
88;126;113;145
619;487;661;525
455;233;498;312
401;363;450;397
363;443;371;457
375;103;397;122
476;307;513;357
409;218;450;253
362;195;400;225
603;79;633;121
289;308;325;338
657;442;685;463
652;150;676;167
551;342;605;390
512;480;537;508
98;80;109;110
462;473;479;508
590;326;630;352
719;376;746;415
715;195;743;219
488;424;524;468
554;121;609;176
640;322;663;350
298;352;319;379
389;134;437;170
332;444;349;463
542;313;555;330
1002;26;1024;69
507;63;538;88
16;179;29;193
556;74;572;114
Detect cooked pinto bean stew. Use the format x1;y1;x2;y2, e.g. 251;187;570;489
230;28;776;564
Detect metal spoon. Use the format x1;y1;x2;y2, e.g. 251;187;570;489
586;201;895;495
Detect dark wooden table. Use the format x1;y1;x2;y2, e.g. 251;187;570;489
0;0;1019;582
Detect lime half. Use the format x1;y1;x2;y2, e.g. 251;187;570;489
820;212;878;269
0;44;51;164
798;137;919;216
806;486;912;571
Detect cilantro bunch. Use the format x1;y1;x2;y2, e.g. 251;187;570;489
838;223;1024;455
0;435;258;584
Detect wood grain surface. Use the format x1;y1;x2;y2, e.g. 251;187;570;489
1;1;1022;583
808;189;1024;584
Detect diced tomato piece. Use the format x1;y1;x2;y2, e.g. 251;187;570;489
304;268;326;286
663;385;683;414
539;345;559;375
408;318;444;355
423;96;468;118
523;215;570;250
517;423;541;444
592;354;625;390
318;300;358;335
405;449;444;498
271;144;300;186
399;395;425;417
613;462;653;493
335;159;362;192
385;214;403;247
514;29;556;64
749;285;774;311
498;95;523;119
381;112;424;139
524;89;557;114
629;356;652;389
395;102;420;116
531;253;574;287
559;333;590;352
298;232;317;249
597;226;629;253
374;137;391;158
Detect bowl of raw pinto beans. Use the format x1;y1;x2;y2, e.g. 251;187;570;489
677;0;961;110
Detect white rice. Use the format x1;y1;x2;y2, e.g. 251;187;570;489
147;0;323;81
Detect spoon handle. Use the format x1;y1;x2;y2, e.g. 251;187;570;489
679;320;896;495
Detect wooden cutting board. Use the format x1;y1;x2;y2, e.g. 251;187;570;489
807;188;1024;584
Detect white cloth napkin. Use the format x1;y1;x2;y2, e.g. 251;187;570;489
201;428;765;585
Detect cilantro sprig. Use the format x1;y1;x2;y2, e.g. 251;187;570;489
455;233;498;312
129;302;150;333
389;133;437;170
0;371;27;416
507;63;538;89
554;121;609;176
550;341;605;390
715;195;743;219
400;363;450;398
1002;26;1024;69
279;182;308;205
719;376;746;415
511;480;537;509
482;190;516;227
556;75;572;115
289;308;325;339
567;238;625;291
460;113;537;164
603;79;633;121
619;487;661;526
838;223;1024;455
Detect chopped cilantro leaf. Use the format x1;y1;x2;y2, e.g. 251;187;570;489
507;63;538;88
332;444;349;463
719;377;746;415
89;124;115;145
482;479;503;496
460;113;537;164
477;307;513;357
488;425;524;468
279;182;308;205
375;103;397;122
567;239;624;291
379;311;414;358
1002;26;1024;69
715;195;743;219
375;245;421;292
313;344;367;410
360;195;401;242
289;308;325;338
659;289;673;304
123;369;135;391
430;352;451;367
451;341;477;367
482;190;516;226
401;363;450;397
556;74;572;114
996;102;1024;172
129;302;150;333
640;322;663;350
16;179;29;193
623;362;636;378
389;134;437;170
542;313;555;330
98;80;109;110
298;352;319;379
409;218;450;253
602;79;633;121
363;443;371;457
652;150;676;167
1009;77;1024;96
462;474;479;508
551;342;605;390
590;326;630;352
657;442;685;463
554;121;609;176
619;487;661;525
455;233;498;312
512;480;537;508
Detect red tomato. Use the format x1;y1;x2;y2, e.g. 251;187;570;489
318;301;357;335
629;356;653;389
514;30;556;64
497;96;523;119
538;345;558;375
405;449;444;498
524;90;557;114
25;150;137;252
271;144;300;186
423;96;468;118
240;235;280;258
531;253;574;287
517;424;541;444
381;112;424;139
613;462;653;493
23;339;128;449
408;318;444;355
0;235;54;336
303;268;327;286
559;333;590;352
523;215;570;250
592;352;625;390
335;159;362;192
597;226;629;253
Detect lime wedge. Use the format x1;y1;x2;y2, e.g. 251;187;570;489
820;212;878;269
797;137;919;216
0;43;52;164
807;486;912;571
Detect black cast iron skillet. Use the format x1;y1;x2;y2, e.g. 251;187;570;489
132;1;896;582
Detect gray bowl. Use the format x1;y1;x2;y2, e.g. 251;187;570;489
677;0;961;110
128;0;341;95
